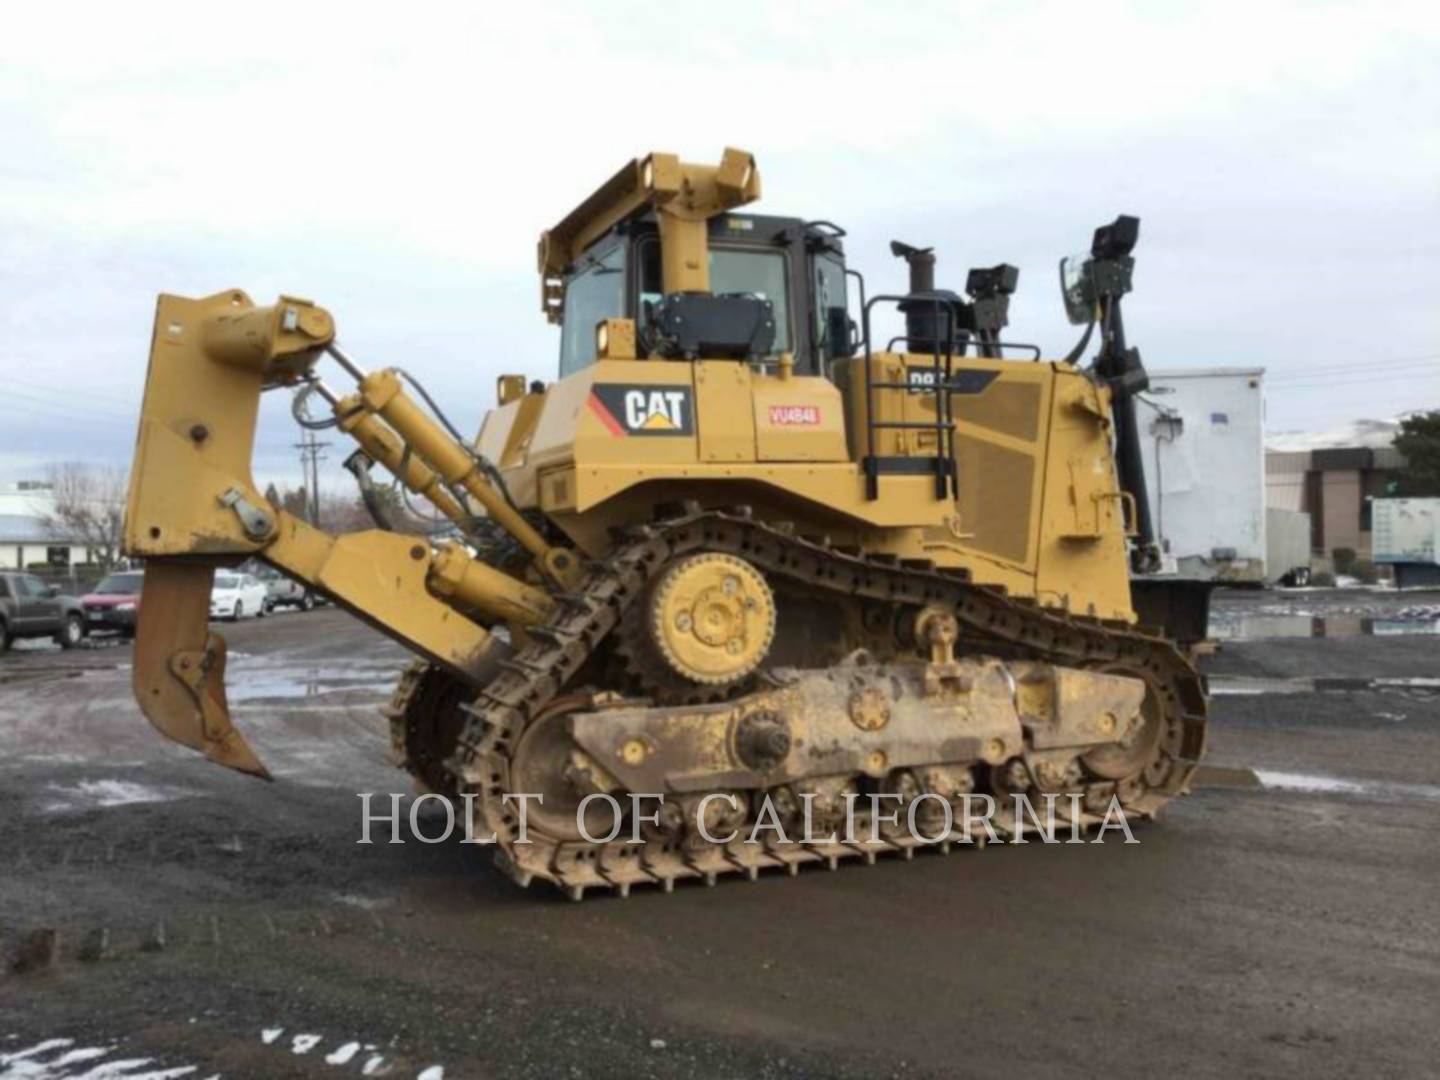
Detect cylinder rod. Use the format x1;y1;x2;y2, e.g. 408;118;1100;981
325;343;367;382
358;369;579;587
332;393;469;525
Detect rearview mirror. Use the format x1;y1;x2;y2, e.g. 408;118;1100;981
45;584;60;598
825;306;856;358
1059;254;1094;326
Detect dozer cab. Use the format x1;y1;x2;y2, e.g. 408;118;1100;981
123;148;1206;897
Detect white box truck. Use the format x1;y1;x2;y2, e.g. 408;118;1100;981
1135;367;1267;583
1371;497;1440;588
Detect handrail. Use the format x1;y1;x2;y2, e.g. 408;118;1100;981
883;335;1044;361
860;294;959;500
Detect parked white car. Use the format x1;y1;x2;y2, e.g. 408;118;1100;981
209;572;270;621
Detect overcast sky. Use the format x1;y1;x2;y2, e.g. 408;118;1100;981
3;1;1437;496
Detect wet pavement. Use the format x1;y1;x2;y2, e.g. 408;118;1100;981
1207;585;1440;640
2;593;1439;1078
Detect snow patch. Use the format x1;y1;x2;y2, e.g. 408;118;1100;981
0;1039;198;1079
330;894;389;911
325;1043;361;1066
41;780;192;815
290;1034;322;1055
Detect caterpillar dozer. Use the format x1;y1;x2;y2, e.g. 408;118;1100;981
123;148;1206;898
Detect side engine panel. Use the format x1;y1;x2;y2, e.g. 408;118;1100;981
477;354;1134;622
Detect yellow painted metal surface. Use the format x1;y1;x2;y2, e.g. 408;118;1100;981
694;361;756;463
648;552;776;683
261;515;498;675
1034;372;1134;620
538;148;760;319
522;359;699;471
429;541;555;626
132;562;268;779
120;291;572;775
335;397;468;525
125;290;332;558
128;286;1136;779
479;346;1135;621
751;371;848;462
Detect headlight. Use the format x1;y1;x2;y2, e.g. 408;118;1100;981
115;602;136;611
596;320;609;356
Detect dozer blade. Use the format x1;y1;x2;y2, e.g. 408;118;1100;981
133;561;270;780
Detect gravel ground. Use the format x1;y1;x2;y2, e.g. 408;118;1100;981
1;592;1437;1079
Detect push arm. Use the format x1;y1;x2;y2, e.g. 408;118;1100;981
124;290;558;777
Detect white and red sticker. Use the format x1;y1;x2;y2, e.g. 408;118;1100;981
768;404;821;426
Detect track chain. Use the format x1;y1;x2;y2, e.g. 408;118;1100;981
389;508;1207;899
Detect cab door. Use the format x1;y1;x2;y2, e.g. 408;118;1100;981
16;574;60;632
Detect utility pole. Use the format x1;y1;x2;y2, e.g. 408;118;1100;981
294;430;330;528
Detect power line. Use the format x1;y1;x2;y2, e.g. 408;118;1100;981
1266;353;1440;381
1267;375;1440;391
4;377;137;410
1268;359;1440;386
293;430;330;528
4;389;136;427
290;434;329;529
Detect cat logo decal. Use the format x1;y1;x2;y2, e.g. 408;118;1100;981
588;385;694;437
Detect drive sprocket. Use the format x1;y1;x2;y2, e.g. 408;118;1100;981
648;552;776;685
612;551;774;704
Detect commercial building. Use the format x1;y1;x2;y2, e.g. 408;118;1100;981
0;482;91;570
1265;419;1406;566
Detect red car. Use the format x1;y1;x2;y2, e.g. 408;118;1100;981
81;571;144;637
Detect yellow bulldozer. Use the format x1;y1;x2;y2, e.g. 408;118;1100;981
123;148;1206;898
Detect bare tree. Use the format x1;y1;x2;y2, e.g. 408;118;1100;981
40;462;128;569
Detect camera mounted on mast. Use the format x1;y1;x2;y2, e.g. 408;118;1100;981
964;263;1020;358
1058;214;1161;572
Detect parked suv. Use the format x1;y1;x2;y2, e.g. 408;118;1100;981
81;571;145;637
252;565;317;612
0;571;87;651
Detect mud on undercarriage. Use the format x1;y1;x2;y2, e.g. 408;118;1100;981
388;508;1207;900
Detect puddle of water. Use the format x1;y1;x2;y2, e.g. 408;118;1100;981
1209;675;1440;696
1200;765;1440;802
1255;769;1440;803
224;660;403;703
1210;611;1440;640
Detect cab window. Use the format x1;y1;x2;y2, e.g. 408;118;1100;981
637;239;791;354
813;253;848;370
559;244;627;377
